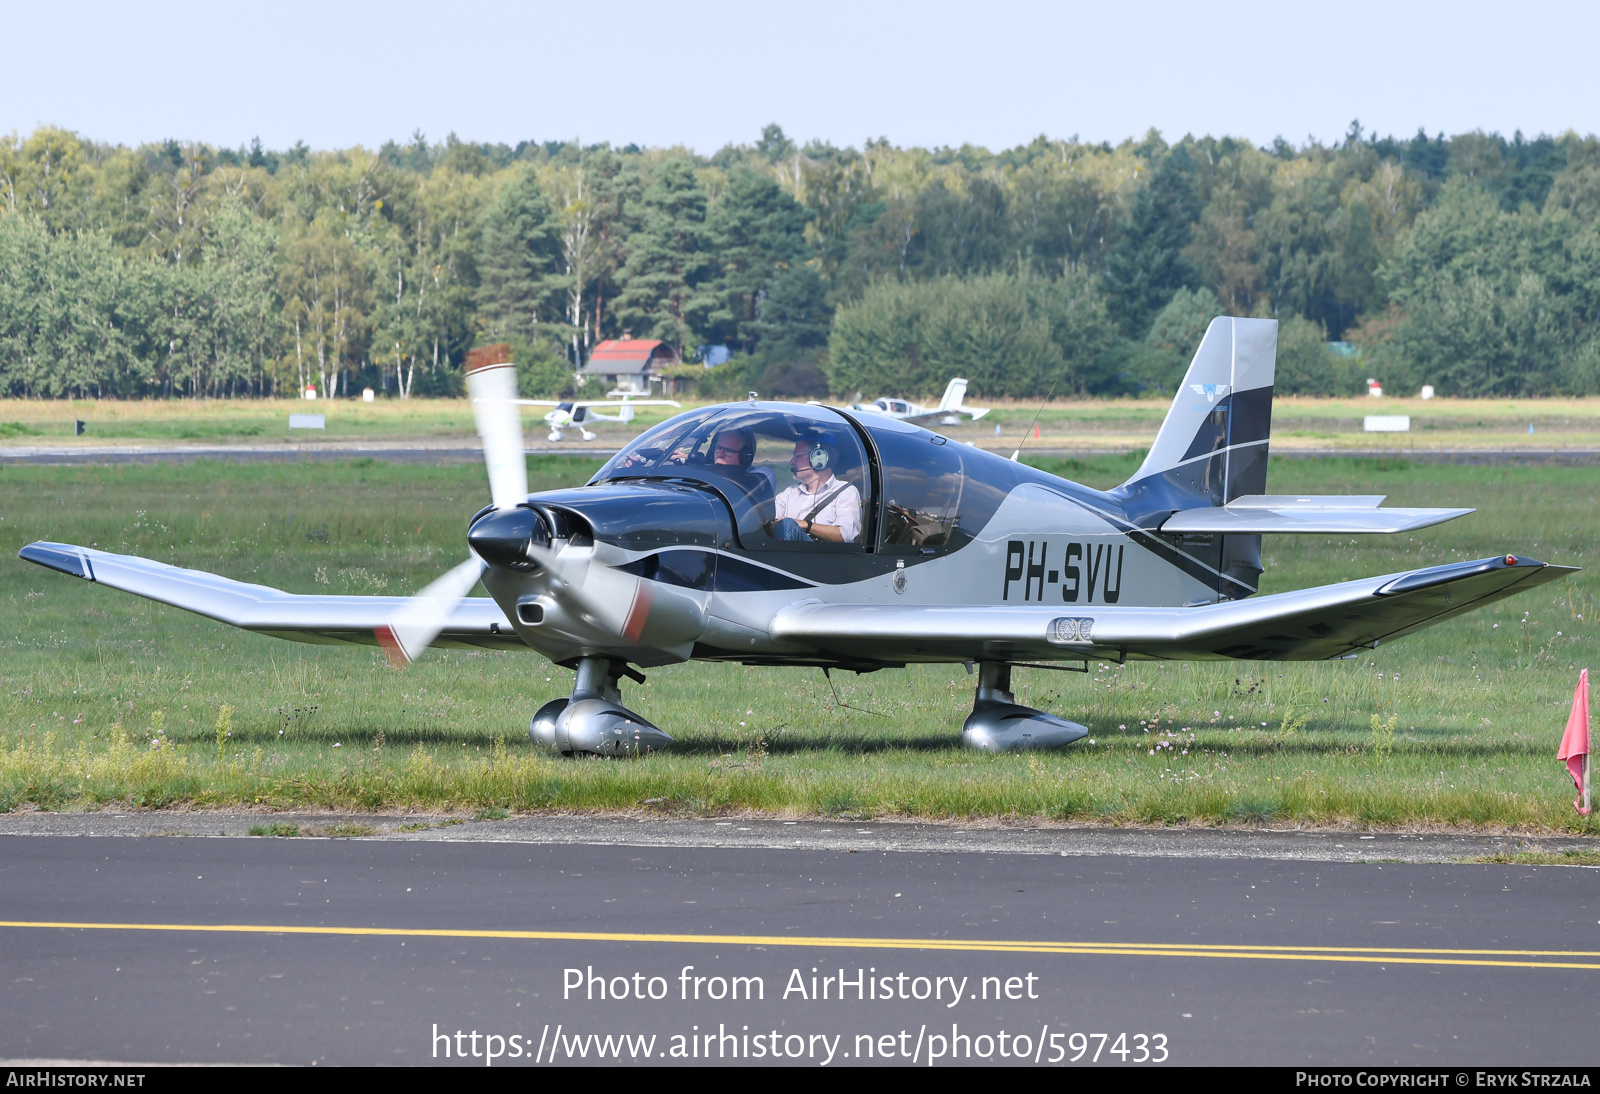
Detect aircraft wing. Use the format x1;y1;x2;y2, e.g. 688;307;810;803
902;408;990;423
512;399;681;409
18;542;523;651
768;553;1575;664
1162;495;1473;535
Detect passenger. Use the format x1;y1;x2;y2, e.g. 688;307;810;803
770;438;861;543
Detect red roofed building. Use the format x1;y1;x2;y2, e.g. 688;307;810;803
581;336;680;393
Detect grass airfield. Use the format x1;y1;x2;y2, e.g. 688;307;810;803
4;394;1600;454
1;448;1596;832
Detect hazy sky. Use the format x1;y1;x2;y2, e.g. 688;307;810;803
9;0;1599;153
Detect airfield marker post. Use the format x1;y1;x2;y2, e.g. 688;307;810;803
1560;669;1592;815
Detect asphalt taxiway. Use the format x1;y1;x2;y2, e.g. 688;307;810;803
1;818;1596;1066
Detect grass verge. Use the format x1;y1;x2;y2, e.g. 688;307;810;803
1471;848;1600;865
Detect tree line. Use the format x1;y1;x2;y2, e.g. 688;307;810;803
2;121;1598;401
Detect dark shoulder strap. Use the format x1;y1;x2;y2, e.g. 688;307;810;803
804;483;850;522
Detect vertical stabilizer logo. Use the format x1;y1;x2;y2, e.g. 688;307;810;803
1189;383;1231;404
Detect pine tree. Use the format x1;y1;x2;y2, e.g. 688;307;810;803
476;168;564;345
705;170;810;351
1102;148;1203;337
613;160;716;350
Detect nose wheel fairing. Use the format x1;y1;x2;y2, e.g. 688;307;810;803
529;656;673;757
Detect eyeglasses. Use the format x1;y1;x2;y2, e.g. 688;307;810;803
713;445;746;457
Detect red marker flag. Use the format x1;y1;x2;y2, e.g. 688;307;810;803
1557;669;1591;816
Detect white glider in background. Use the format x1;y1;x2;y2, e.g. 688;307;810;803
515;393;681;441
851;378;990;425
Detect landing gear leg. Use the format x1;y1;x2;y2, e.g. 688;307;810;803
530;656;674;757
961;661;1088;751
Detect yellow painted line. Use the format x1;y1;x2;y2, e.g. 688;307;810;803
1;920;1598;971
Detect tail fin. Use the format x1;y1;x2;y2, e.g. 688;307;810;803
1116;316;1277;600
937;378;968;412
1124;316;1276;505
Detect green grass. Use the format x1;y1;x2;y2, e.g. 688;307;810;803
0;397;686;445
1;454;1597;831
248;822;300;837
1472;849;1600;865
6;395;1600;450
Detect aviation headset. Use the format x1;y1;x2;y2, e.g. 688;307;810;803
800;437;836;472
713;429;755;469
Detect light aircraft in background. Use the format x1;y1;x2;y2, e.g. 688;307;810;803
851;378;990;425
21;323;1576;757
518;392;680;441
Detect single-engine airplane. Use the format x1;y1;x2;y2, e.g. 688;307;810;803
851;377;990;425
521;392;680;441
20;319;1576;756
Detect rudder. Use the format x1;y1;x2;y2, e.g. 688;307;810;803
1126;316;1276;500
1115;316;1277;600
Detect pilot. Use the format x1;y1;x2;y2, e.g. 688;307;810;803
710;428;754;469
770;438;861;543
705;427;774;503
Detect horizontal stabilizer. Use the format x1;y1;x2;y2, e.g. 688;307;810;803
19;542;520;651
769;553;1575;664
1161;495;1472;535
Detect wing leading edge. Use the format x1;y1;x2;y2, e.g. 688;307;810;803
19;542;522;651
768;553;1576;664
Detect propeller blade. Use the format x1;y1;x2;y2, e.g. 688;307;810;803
523;540;699;649
522;540;632;634
466;353;527;511
375;555;488;668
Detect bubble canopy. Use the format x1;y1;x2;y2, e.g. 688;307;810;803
592;404;874;553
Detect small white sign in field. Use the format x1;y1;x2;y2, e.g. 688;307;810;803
289;414;326;430
1364;415;1410;432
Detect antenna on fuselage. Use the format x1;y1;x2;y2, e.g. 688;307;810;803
1009;374;1061;463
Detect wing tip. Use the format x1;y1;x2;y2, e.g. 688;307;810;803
19;541;92;580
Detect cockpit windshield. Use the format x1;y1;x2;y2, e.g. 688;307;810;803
594;404;873;553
